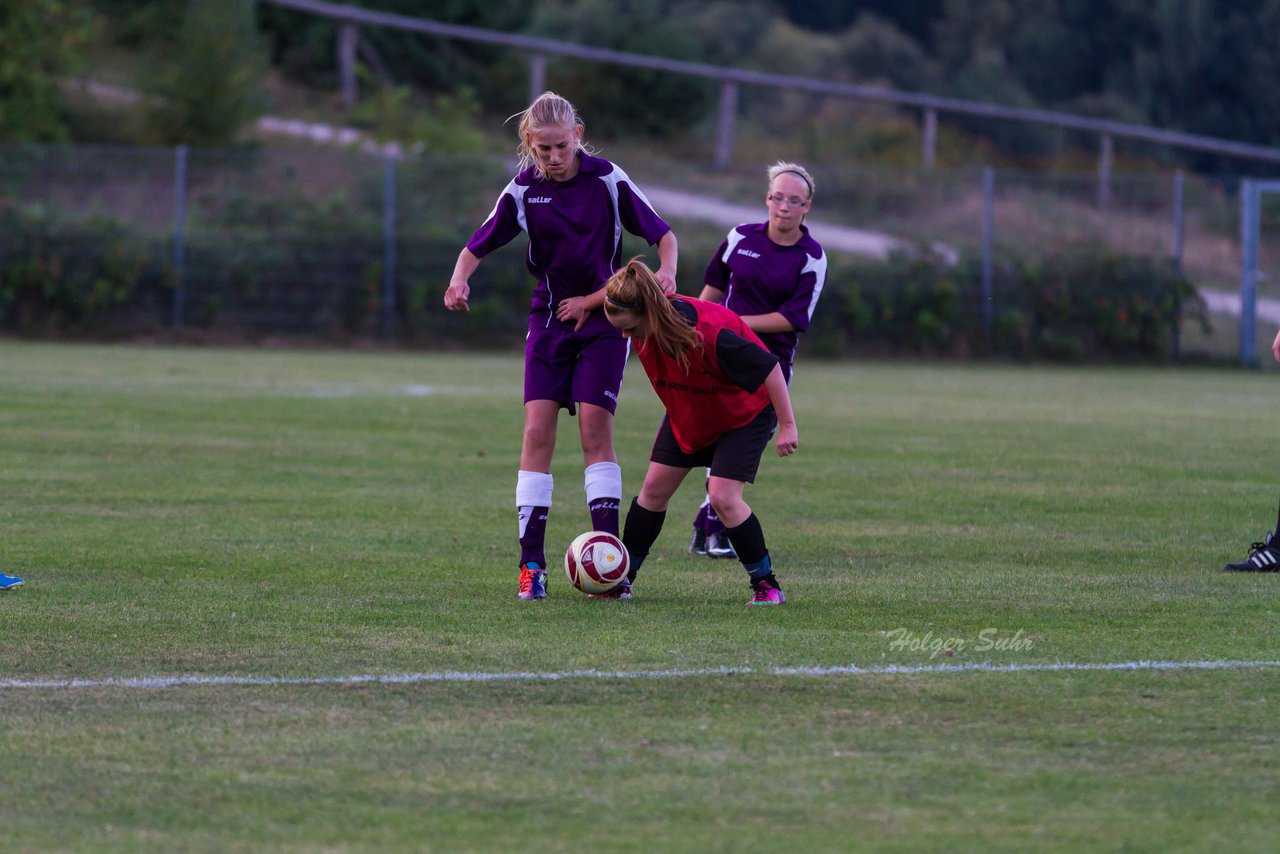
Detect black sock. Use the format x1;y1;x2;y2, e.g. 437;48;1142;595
622;497;666;581
725;514;777;582
724;513;768;567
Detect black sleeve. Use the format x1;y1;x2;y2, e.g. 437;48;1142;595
672;299;698;326
714;329;778;392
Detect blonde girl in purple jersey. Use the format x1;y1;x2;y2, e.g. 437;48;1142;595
689;161;826;559
444;91;678;601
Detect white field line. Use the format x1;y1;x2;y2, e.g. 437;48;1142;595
2;659;1278;692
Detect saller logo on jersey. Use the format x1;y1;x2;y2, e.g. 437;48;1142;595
736;249;761;259
528;196;553;204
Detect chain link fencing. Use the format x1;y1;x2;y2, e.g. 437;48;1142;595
0;142;1272;364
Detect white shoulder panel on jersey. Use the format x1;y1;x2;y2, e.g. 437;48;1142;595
802;250;828;320
720;226;749;264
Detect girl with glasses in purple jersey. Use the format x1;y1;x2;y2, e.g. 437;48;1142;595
688;162;827;560
444;91;678;601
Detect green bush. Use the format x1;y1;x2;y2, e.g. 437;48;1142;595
0;203;170;333
811;243;1203;361
0;176;1206;360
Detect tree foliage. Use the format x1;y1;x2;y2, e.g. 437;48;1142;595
524;0;715;139
1129;0;1280;167
0;0;89;143
71;0;1280;161
258;0;533;113
141;0;268;146
928;0;1280;152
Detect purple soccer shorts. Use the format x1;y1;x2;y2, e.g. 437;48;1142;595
524;324;628;415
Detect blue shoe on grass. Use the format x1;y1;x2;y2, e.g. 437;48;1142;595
0;573;25;590
518;563;546;600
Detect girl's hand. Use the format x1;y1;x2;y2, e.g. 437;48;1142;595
655;269;678;296
775;422;798;457
556;296;592;330
444;280;470;312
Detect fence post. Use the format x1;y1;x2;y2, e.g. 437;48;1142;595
981;167;995;342
1097;134;1113;210
921;108;937;171
528;53;547;103
172;145;188;329
381;152;397;337
338;22;359;107
1240;178;1259;367
1172;170;1184;275
1171;169;1185;360
713;79;737;171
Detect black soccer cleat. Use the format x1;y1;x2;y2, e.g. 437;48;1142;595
688;527;707;555
705;531;737;559
1223;532;1280;572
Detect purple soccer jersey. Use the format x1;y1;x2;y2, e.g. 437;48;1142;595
703;222;826;380
466;152;672;338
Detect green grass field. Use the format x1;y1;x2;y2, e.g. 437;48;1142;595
1;342;1278;852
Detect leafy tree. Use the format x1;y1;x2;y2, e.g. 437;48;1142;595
670;0;775;67
1130;0;1280;156
931;0;1021;74
0;0;89;143
838;12;939;92
258;0;533;112
526;0;714;140
142;0;268;146
86;0;184;48
776;0;945;47
750;16;842;80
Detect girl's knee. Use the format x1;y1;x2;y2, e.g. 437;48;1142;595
708;484;748;527
523;421;556;454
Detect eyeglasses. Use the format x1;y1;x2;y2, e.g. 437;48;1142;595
767;194;809;208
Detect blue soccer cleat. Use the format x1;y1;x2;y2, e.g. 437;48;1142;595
518;562;547;600
0;573;25;591
587;578;633;600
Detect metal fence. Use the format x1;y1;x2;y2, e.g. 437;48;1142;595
0;142;1274;364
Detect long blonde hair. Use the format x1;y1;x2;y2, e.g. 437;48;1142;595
510;91;593;178
604;259;701;371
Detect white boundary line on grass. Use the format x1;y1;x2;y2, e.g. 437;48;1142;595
2;658;1278;691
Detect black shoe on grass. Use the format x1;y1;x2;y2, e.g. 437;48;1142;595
1223;532;1280;572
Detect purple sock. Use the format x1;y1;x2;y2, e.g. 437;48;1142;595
519;506;548;567
705;504;726;536
589;498;620;536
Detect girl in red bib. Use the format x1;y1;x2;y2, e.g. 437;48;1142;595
602;259;798;604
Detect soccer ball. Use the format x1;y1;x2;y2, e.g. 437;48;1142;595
564;530;630;595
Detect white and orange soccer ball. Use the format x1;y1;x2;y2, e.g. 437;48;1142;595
564;530;630;595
